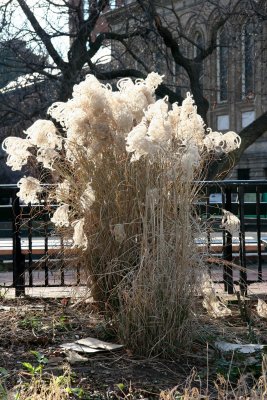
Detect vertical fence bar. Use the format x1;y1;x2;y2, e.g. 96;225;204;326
256;186;262;282
222;188;226;289
44;206;49;286
206;186;211;276
60;235;65;286
77;262;81;285
222;186;234;294
238;185;247;295
222;187;226;250
28;213;33;287
12;193;25;297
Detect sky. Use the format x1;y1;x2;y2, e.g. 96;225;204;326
3;0;110;65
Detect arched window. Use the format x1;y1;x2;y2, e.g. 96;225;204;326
241;23;255;98
217;29;228;102
194;32;204;88
194;33;203;57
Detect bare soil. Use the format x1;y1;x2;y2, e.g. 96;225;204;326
0;296;267;399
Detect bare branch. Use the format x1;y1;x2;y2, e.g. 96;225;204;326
86;29;149;60
197;0;244;61
16;0;67;70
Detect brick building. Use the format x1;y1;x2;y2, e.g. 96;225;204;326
104;0;267;180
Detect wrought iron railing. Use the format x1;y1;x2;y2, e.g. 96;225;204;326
1;181;267;296
0;184;82;296
199;180;267;295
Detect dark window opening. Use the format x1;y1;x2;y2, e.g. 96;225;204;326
194;33;204;90
242;23;255;98
218;29;228;102
237;168;250;180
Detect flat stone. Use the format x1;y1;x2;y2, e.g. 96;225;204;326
215;341;267;353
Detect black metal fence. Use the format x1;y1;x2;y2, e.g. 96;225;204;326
1;181;267;296
200;180;267;295
0;184;82;296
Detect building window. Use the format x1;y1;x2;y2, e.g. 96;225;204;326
241;110;255;128
217;29;228;102
237;168;250;180
110;0;117;9
194;33;204;57
217;115;230;131
172;61;181;97
242;23;255;98
194;32;204;88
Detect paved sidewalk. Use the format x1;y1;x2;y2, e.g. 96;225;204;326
0;269;88;299
1;285;89;299
2;283;266;299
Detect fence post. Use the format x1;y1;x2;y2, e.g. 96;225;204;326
238;185;247;296
256;186;262;282
223;186;234;294
12;194;25;297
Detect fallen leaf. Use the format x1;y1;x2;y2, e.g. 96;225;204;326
66;350;88;364
76;337;123;350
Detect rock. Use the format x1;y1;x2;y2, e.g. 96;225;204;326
215;341;267;354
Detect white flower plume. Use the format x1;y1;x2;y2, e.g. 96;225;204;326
72;218;88;250
51;204;70;227
25;120;62;150
221;209;240;236
144;72;164;91
17;177;42;204
204;130;241;154
37;148;59;170
2;137;32;171
80;183;95;210
56;180;70;203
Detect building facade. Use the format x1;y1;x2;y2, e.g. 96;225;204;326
105;0;267;180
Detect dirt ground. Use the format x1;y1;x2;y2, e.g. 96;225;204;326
0;296;267;399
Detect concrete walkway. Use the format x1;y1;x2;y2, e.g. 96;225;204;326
1;285;89;299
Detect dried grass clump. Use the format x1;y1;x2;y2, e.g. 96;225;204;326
160;371;267;400
14;367;72;400
160;356;267;399
115;156;202;356
2;73;241;357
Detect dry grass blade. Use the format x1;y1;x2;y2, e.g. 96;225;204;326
14;365;73;400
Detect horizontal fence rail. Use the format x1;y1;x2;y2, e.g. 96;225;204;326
0;184;83;296
1;181;267;296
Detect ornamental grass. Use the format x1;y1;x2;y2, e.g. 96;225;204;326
2;73;241;357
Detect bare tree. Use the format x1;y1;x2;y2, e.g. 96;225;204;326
99;0;267;178
0;0;266;179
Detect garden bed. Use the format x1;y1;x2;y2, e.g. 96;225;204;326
0;295;267;399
